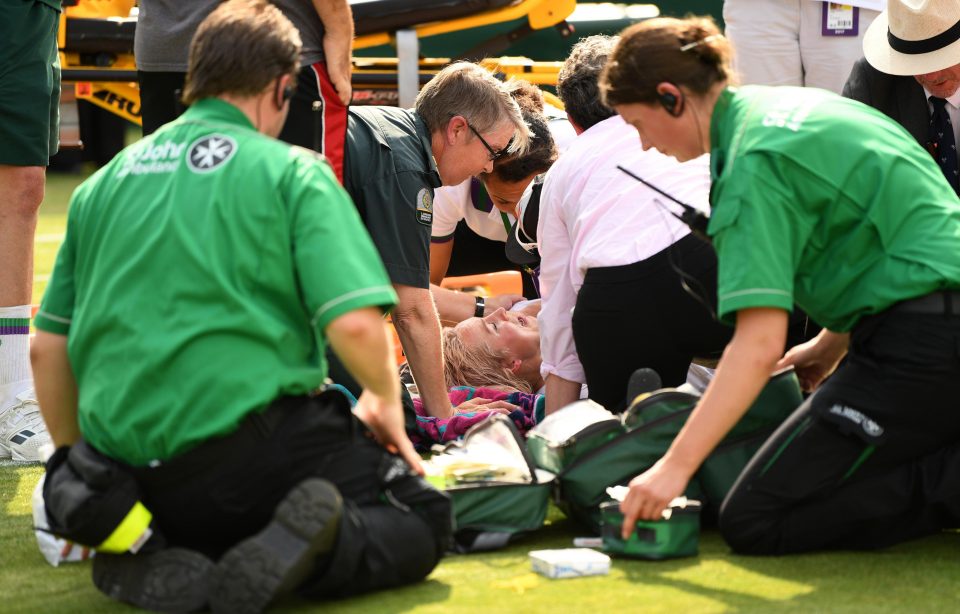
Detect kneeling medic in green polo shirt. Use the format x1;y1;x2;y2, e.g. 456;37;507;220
31;2;450;612
601;15;960;554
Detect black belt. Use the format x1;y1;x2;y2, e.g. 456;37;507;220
889;291;960;315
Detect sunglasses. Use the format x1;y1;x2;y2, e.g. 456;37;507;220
465;120;513;162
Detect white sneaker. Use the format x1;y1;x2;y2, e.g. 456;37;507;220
0;387;52;462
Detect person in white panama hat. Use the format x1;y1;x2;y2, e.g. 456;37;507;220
844;0;960;195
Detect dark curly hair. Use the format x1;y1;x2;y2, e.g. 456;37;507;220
557;35;618;131
489;80;558;183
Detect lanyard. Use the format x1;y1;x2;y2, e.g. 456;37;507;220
500;211;513;236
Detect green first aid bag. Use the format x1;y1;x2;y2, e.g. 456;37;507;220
599;500;702;560
431;415;556;552
552;369;803;533
526;400;625;474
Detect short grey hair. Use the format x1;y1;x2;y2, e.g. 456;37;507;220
415;61;530;156
557;35;619;130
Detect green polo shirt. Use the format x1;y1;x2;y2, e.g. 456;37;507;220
708;86;960;332
36;98;397;465
344;107;443;288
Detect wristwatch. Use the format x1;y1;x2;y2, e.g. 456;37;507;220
474;296;486;318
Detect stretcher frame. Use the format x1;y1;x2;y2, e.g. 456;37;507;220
56;0;576;141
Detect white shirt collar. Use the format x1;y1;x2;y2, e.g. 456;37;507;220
923;86;960;109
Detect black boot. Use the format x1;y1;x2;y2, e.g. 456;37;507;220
92;547;213;613
209;478;343;614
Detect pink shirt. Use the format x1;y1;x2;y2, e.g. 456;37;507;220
537;115;711;383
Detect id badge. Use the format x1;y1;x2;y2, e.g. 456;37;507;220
821;3;858;37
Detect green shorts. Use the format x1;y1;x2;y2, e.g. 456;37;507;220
0;1;62;166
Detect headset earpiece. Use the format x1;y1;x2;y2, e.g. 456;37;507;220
274;78;296;110
658;90;683;117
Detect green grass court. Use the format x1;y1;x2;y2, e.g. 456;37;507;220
4;172;960;612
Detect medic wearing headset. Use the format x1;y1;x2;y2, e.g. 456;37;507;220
600;16;960;554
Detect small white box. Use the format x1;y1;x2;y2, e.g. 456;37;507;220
529;548;611;579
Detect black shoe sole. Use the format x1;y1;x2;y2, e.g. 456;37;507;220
92;548;213;613
627;367;663;406
210;478;342;614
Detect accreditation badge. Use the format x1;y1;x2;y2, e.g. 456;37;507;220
821;3;858;37
415;187;433;225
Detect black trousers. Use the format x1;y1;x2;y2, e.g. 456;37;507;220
719;306;960;554
137;71;186;136
572;234;733;412
276;61;348;183
131;391;451;598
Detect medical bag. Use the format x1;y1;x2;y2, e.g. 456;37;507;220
526;400;625;474
600;499;702;560
549;369;803;533
427;414;555;552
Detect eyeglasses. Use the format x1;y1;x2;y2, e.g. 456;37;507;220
466;120;513;162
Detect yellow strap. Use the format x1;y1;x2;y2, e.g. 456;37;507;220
97;501;152;554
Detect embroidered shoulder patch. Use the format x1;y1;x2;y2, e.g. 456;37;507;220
415;187;433;225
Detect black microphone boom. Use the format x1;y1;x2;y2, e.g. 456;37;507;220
616;165;711;242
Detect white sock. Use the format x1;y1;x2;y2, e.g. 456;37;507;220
0;305;33;389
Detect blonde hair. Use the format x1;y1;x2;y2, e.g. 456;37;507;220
183;0;301;105
415;62;530;156
442;327;533;393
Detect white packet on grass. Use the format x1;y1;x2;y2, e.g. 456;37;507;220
32;474;94;567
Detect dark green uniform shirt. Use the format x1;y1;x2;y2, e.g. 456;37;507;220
708;86;960;332
36;99;397;465
344;107;443;288
0;0;62;165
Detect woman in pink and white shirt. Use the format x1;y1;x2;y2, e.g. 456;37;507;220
539;35;730;414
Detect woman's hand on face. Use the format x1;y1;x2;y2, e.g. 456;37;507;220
515;299;542;317
485;294;524;314
453;397;519;415
619;457;690;539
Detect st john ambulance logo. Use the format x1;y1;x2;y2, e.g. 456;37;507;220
186;135;238;173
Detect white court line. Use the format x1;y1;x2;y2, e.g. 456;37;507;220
0;459;38;468
35;233;65;243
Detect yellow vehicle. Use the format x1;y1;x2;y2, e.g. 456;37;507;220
58;0;588;143
58;0;664;150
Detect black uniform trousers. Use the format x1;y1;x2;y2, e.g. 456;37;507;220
720;301;960;554
572;234;733;412
131;391;451;599
572;235;819;412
